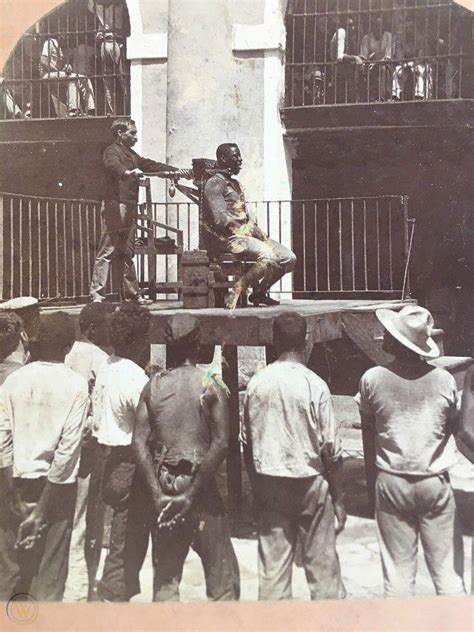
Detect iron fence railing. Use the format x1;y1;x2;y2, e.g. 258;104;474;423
1;192;410;302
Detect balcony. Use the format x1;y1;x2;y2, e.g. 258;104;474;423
283;0;474;132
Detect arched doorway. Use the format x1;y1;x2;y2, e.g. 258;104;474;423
1;0;131;120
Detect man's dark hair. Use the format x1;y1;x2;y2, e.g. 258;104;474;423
109;303;150;353
79;302;114;335
36;312;76;362
111;118;136;138
0;312;23;362
273;312;307;353
216;143;238;162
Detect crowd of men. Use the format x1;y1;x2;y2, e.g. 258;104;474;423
0;296;472;602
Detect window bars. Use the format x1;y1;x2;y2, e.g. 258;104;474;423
285;0;473;107
0;0;130;120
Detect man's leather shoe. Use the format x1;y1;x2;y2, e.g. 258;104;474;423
127;296;153;306
249;292;280;307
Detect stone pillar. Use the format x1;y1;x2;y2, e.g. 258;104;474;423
166;0;238;167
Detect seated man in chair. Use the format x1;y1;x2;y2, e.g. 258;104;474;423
202;143;296;309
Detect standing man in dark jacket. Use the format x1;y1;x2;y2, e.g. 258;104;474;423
90;118;187;304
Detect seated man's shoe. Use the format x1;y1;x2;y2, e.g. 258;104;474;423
127;296;153;306
224;289;240;311
225;283;244;310
249;292;280;307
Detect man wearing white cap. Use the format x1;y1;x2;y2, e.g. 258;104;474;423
0;297;40;344
355;305;466;597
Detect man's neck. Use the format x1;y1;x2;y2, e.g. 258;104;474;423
177;358;196;368
392;350;423;366
2;342;28;365
277;350;305;364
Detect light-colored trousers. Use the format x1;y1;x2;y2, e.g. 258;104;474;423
42;71;95;114
254;474;346;600
392;62;433;99
375;469;465;597
63;472;91;601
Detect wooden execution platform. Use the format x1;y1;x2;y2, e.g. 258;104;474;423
42;297;416;509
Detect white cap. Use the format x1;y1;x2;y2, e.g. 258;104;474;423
0;297;39;312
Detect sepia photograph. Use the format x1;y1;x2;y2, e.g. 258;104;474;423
0;0;472;629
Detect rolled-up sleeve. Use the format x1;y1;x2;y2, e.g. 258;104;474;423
0;386;13;469
48;385;89;485
316;387;342;463
355;373;373;415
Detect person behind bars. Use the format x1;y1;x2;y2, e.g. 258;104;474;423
132;313;240;601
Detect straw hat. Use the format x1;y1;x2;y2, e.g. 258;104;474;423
376;305;439;358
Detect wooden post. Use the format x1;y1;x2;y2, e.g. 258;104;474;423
0;195;3;300
361;424;376;518
143;178;157;301
221;344;242;510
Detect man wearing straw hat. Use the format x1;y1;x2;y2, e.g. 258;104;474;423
355;305;466;597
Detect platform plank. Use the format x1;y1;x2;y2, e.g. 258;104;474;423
41;298;413;346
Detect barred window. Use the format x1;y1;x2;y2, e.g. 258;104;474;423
285;0;473;107
0;0;130;120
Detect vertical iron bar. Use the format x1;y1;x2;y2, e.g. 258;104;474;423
38;200;42;297
71;204;76;298
314;200;319;292
388;198;393;291
376;198;381;290
403;195;410;296
55;202;59;297
46;201;50;298
338;200;343;290
302;201;307;292
63;202;67;297
10;198;14;295
326;200;330;291
79;201;84;296
189;202;193;250
292;13;296;106
302;0;307;105
363;198;368;290
28;199;32;295
19;198;23;295
85;203;91;293
351;197;355;290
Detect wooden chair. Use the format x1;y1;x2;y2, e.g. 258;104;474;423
135;178;183;301
171;159;254;308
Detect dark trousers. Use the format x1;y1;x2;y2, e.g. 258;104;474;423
97;447;151;601
90;202;140;302
0;478;76;602
151;481;240;602
253;474;345;600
